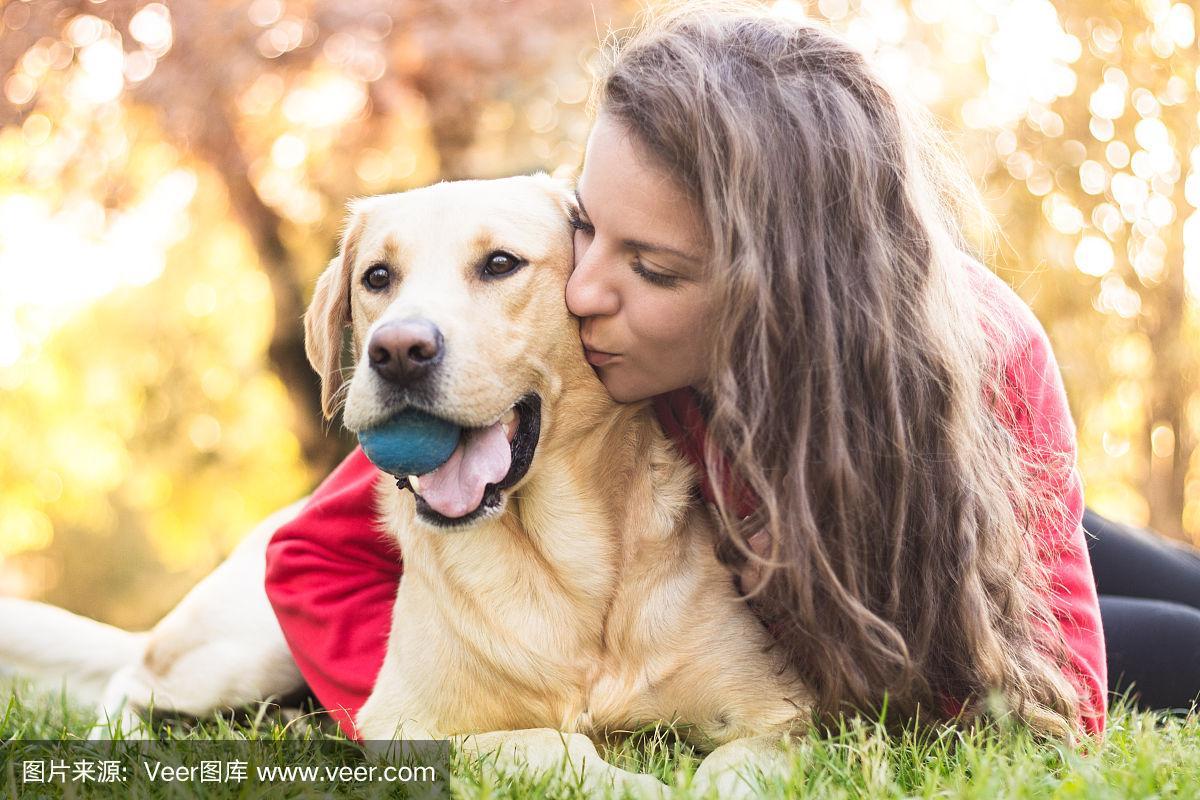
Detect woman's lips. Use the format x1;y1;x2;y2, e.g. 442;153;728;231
584;347;617;366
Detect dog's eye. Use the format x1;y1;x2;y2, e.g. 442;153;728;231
483;251;522;277
363;264;391;291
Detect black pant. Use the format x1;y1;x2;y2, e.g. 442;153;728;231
1085;508;1200;713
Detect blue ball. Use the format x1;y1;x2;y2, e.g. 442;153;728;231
358;408;462;477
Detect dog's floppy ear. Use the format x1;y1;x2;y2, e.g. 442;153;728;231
304;202;368;420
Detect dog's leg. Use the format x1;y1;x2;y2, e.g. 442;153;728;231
355;659;436;742
88;663;154;740
0;598;148;705
687;732;797;799
455;728;673;799
84;501;308;738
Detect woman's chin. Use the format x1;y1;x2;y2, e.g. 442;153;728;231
597;371;648;404
602;374;683;405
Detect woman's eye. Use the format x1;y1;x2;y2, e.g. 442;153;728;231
633;261;680;288
483;251;522;276
363;265;391;290
568;209;594;235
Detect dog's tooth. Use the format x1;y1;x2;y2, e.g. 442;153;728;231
408;475;421;495
501;408;516;426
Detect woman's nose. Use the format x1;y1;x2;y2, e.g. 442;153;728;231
565;239;619;319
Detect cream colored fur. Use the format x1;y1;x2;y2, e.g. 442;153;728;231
0;175;811;798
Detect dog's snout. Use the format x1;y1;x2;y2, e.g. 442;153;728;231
368;319;444;387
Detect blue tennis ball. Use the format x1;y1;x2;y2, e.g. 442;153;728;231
358;408;462;477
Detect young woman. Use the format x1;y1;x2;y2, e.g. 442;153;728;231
264;2;1195;743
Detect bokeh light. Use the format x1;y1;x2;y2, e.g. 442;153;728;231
0;0;1196;624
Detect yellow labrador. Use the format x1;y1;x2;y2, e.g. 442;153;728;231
0;175;809;798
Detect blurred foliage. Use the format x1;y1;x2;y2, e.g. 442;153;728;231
0;0;1196;626
0;0;615;625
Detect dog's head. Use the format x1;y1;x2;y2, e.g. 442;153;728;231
305;173;598;528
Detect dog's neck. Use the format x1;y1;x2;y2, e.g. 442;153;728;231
510;378;702;586
385;374;705;611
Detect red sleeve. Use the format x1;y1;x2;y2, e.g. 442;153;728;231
264;446;401;741
1002;326;1108;738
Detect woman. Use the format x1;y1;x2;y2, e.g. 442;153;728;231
265;2;1189;744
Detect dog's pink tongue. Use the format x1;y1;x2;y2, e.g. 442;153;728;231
418;420;512;518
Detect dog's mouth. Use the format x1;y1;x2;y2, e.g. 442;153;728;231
407;393;541;529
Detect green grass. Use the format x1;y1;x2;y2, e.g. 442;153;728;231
3;675;1199;798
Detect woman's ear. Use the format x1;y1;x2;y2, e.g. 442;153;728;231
304;204;368;421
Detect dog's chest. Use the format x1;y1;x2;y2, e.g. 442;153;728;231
447;600;693;738
409;556;730;740
378;485;802;743
563;645;679;735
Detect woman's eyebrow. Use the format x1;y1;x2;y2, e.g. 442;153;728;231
574;188;702;263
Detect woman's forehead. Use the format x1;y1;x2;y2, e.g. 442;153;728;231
578;114;707;261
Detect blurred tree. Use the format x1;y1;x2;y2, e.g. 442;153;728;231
0;0;1195;624
0;0;612;622
0;0;612;473
970;0;1199;538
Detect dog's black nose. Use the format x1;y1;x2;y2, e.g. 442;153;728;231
368;319;444;388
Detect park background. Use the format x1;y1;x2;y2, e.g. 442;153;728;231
0;0;1196;630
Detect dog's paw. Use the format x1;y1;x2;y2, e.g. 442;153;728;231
86;710;153;741
88;690;153;741
687;733;794;799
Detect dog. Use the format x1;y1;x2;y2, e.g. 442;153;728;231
0;174;810;798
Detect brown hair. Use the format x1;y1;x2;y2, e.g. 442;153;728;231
590;0;1082;738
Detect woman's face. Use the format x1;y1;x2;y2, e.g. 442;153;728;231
565;111;717;403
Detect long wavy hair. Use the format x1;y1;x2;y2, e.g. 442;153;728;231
589;1;1083;738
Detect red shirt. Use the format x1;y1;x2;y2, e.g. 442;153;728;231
264;261;1106;740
